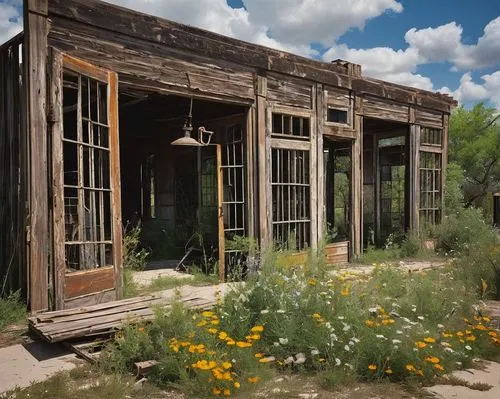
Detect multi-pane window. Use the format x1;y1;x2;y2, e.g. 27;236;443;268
420;127;442;146
272;113;310;139
62;71;112;272
327;107;348;124
271;148;311;250
419;152;442;226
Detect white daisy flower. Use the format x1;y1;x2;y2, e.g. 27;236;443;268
279;338;289;345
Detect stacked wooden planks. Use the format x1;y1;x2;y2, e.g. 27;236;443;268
29;284;229;343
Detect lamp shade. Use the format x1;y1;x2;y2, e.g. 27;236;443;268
170;135;202;146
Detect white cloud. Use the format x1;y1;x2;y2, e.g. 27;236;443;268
242;0;402;46
0;1;22;44
439;71;500;109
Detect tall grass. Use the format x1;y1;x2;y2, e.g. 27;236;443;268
0;292;26;331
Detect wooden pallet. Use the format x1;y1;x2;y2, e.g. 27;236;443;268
29;284;227;343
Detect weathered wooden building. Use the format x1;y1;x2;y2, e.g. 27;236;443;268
0;0;456;312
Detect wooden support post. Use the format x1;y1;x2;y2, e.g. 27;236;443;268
216;144;225;282
409;124;420;233
24;0;49;312
351;97;363;259
256;75;268;250
316;84;325;244
310;85;318;250
441;114;449;221
48;49;65;310
245;107;255;239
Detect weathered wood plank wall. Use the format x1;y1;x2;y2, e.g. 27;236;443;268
0;34;28;299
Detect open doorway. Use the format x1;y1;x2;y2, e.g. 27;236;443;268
363;118;410;247
118;93;249;276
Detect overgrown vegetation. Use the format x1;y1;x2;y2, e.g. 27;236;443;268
100;248;500;397
0;292;26;332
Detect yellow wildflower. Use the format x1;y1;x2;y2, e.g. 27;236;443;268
434;364;445;372
482;316;491;322
365;319;375;327
385;368;393;374
211;319;220;326
197;320;208;327
416;369;424;377
226;339;236;346
234;382;241;388
382;319;395;325
208;328;218;334
192;360;217;370
312;313;322;319
415;341;427;349
218;331;228;340
368;364;377;371
212;387;221;396
465;329;472;335
424;356;440;364
138;327;146;333
442;332;453;338
255;353;264;358
251;325;264;333
488;331;497;337
341;285;349;296
202;311;215;318
423;337;436;343
456;331;464;337
247;376;260;383
222;361;232;370
466;335;476;341
236;341;252;348
308;278;317;286
223;389;231;396
406;364;416;372
475;324;488;331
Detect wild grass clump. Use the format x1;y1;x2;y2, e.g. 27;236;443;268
0;291;26;331
123;224;150;272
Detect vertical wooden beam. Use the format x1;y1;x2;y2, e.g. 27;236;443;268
256;75;268;250
24;0;49;312
108;71;123;298
245;107;255;239
316;84;325;245
351;96;363;258
48;49;65;310
216;144;225;281
310;85;318;250
409;124;421;233
441;114;449;221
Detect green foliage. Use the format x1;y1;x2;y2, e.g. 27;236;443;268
435;208;497;257
140;219;187;260
448;103;500;210
122;224;150;271
0;291;26;331
444;162;465;216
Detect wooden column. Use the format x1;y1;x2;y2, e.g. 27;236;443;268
315;84;325;245
256;75;269;250
351;96;363;258
24;0;49;312
245;107;256;240
409;124;421;233
441;114;449;220
310;85;318;249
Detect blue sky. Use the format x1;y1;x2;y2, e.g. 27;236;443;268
2;0;500;108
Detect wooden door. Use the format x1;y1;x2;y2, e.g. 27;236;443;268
51;53;122;309
198;144;225;281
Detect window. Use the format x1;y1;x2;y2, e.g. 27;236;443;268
419;152;442;226
420;127;442;146
271;148;311;250
62;71;112;271
272;113;310;139
327;107;348;124
140;154;156;219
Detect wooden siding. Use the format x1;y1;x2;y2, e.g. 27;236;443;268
415;108;443;128
48;17;255;105
362;96;409;123
0;34;28;299
267;73;313;109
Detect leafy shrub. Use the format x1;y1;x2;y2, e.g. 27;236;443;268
0;291;26;331
123;224;150;271
435;208;497;257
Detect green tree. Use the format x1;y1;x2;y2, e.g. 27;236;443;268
448;103;500;211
